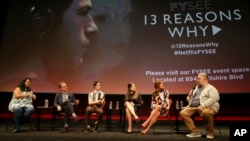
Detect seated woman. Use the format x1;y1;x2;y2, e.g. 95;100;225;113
141;79;170;135
124;82;143;133
8;77;36;133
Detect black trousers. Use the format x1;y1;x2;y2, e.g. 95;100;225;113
55;101;75;124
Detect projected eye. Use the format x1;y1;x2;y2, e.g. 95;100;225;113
77;7;91;16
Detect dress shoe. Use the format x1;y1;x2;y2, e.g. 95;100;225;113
60;127;69;133
73;116;82;122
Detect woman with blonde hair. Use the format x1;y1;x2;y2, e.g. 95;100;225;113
124;82;143;133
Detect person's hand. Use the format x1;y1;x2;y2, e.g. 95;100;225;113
97;100;102;104
129;102;134;106
28;91;36;99
25;92;32;98
188;89;193;98
28;92;33;97
197;106;204;112
57;106;62;111
31;94;36;100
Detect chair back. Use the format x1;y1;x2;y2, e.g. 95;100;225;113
74;99;80;113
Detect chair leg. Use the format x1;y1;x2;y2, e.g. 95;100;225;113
29;119;33;131
71;119;83;132
217;126;222;136
152;116;173;134
168;116;174;134
214;117;222;136
5;118;13;132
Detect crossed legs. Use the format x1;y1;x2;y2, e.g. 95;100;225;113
125;102;138;132
141;105;161;134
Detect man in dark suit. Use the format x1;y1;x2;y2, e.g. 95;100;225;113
53;81;81;133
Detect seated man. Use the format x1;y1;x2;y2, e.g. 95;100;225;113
53;81;81;133
84;81;105;133
180;73;220;139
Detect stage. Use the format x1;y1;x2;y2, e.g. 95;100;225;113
0;118;231;141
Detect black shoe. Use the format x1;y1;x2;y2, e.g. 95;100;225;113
127;131;133;134
60;127;69;133
73;116;82;122
94;124;98;132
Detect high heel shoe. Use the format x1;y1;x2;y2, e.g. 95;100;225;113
134;115;139;120
141;130;147;135
141;124;146;129
127;131;133;134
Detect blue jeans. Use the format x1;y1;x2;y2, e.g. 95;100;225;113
12;107;34;130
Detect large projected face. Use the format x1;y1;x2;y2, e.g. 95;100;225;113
42;0;98;70
0;0;99;91
0;0;249;94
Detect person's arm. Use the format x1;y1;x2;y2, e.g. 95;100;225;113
151;92;156;109
13;87;30;99
123;94;127;106
70;93;76;106
99;92;105;106
53;93;60;107
187;86;197;102
135;94;143;107
30;91;36;100
165;90;170;109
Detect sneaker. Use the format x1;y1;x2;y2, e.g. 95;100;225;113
206;134;214;139
186;132;202;138
83;128;94;134
60;127;69;133
12;128;20;133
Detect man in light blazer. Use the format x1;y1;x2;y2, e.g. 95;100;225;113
180;73;220;139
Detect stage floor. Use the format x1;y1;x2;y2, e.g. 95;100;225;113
0;118;231;141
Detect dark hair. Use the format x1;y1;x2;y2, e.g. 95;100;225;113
18;77;32;92
126;82;139;99
93;80;100;88
127;81;135;92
